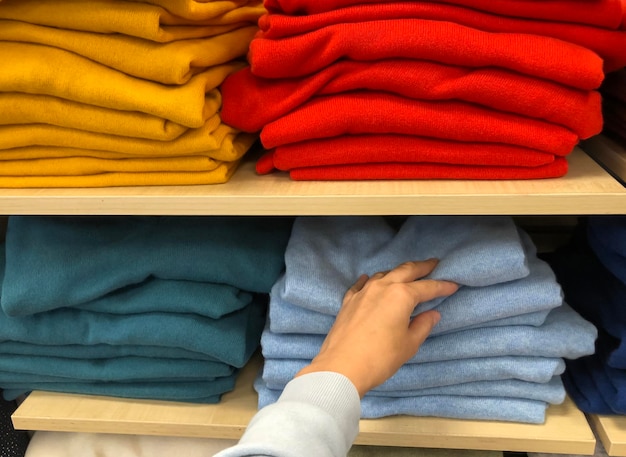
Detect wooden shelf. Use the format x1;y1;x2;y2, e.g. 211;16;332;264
582;135;626;185
0;148;624;216
12;357;596;455
589;415;626;456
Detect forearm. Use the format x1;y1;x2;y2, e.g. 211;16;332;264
214;371;361;457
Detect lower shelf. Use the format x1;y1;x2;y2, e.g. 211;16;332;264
12;357;596;454
589;415;626;456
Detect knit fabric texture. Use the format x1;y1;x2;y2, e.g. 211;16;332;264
221;60;602;137
218;0;619;182
248;19;603;89
262;304;596;363
254;377;552;423
259;217;597;423
0;0;263;186
255;3;626;72
1;216;292;315
544;217;626;414
280;216;528;315
263;0;626;29
0;216;292;403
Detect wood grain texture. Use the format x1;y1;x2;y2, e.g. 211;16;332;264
0;148;624;215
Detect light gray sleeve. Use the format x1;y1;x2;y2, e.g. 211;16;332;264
213;371;361;457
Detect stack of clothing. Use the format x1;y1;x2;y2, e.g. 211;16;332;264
602;69;626;144
0;0;264;187
0;216;293;403
220;0;626;180
544;216;626;415
256;216;597;423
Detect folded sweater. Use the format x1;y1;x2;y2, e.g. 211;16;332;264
0;0;263;42
129;0;263;21
0;163;244;188
280;216;528;315
268;290;553;335
255;136;558;175
262;356;566;392
0;119;250;163
255;378;551;423
271;256;562;339
0;42;243;128
259;92;579;156
0;154;235;177
0;353;233;383
222;60;601;138
0;93;190;141
4;270;252;318
1;216;292;313
277;158;570;181
263;0;626;30
563;357;614;414
248;19;604;90
563;335;626;415
0;341;219;362
256;2;626;72
262;303;596;363
0;299;267;368
587;216;626;285
0;132;257;188
1;376;234;403
0;20;257;85
544;227;626;369
356;377;566;404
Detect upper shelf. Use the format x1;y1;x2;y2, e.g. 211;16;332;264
0;147;624;216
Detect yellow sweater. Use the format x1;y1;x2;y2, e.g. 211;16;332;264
0;20;256;84
0;0;264;42
0;134;257;186
0;42;243;127
133;0;263;21
0;116;252;162
0;93;189;140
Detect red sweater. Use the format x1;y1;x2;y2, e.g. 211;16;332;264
259;92;580;156
284;159;569;181
221;60;602;138
256;134;558;172
258;2;626;72
248;19;604;90
264;0;626;30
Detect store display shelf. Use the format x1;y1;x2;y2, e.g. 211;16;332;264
589;414;626;456
582;135;626;186
12;357;596;455
0;148;625;216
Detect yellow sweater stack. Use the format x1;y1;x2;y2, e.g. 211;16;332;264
0;0;263;187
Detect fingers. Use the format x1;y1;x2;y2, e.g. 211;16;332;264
407;310;441;349
383;259;438;283
406;278;459;304
343;274;369;302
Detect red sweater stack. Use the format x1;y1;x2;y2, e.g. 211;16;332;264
222;0;626;181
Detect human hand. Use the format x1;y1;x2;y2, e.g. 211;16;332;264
295;259;459;397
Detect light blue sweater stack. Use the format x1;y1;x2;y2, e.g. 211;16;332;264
259;216;597;423
0;216;293;403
